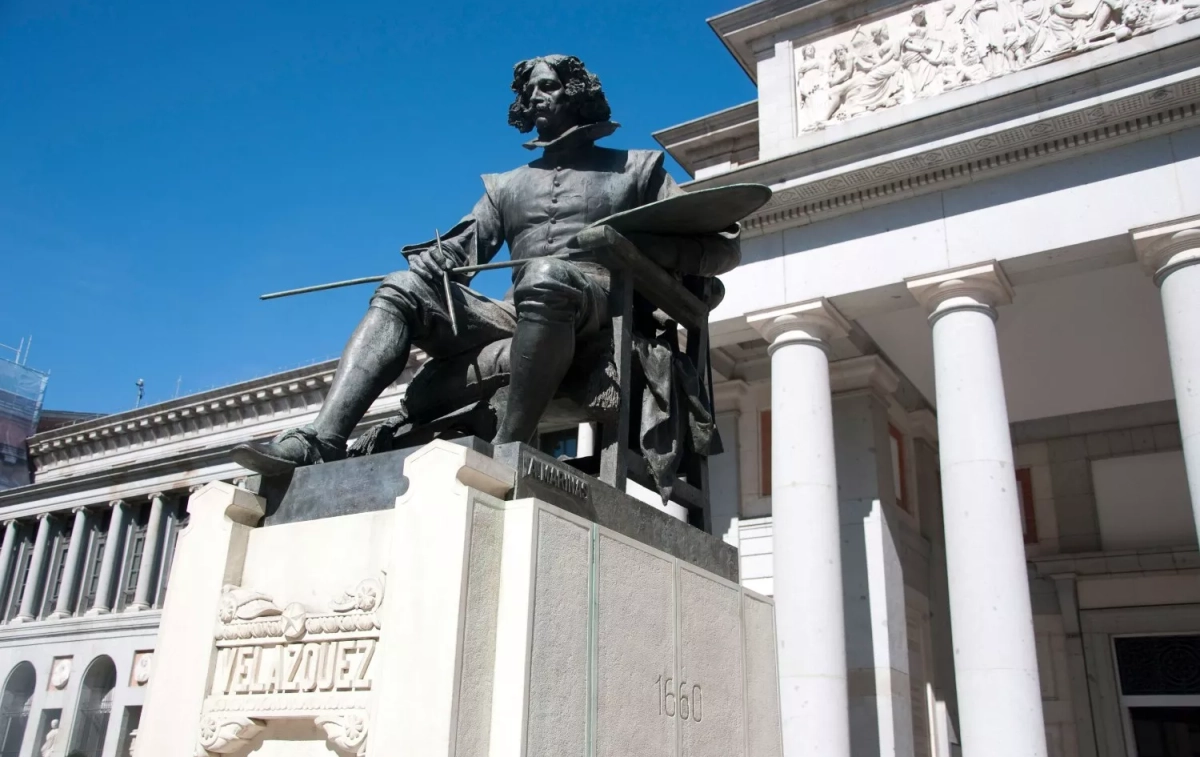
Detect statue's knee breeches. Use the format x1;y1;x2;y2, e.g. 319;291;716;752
370;270;437;324
511;258;606;331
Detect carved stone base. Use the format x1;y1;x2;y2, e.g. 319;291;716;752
138;441;781;756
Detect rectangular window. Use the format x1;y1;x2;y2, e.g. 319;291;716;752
760;410;772;497
0;528;20;619
889;425;909;512
76;521;107;615
155;500;187;608
4;530;33;622
40;531;71;618
117;520;147;611
1016;467;1037;544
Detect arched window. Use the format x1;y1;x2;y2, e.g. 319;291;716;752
69;656;115;756
0;662;34;757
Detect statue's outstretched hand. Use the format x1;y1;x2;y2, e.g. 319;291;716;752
408;241;461;281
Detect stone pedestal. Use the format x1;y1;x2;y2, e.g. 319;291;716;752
138;440;780;757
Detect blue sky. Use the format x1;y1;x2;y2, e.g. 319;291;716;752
0;0;754;415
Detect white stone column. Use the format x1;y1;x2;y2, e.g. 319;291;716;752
87;499;129;615
908;263;1047;757
1133;217;1200;538
0;520;20;613
748;298;852;757
128;492;168;611
15;512;54;623
49;507;91;619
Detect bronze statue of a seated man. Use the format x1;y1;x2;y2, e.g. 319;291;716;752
233;54;741;475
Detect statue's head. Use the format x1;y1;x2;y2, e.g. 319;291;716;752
508;55;612;141
801;44;817;59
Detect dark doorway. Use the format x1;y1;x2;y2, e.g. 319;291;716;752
1131;707;1200;757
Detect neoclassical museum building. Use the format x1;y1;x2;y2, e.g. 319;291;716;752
2;0;1200;755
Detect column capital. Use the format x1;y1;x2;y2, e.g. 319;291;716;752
746;298;852;352
1131;215;1200;285
108;499;128;510
906;262;1014;319
35;511;55;523
148;491;167;502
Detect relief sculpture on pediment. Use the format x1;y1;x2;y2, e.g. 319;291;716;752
795;0;1200;131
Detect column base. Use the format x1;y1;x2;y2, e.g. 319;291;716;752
124;603;150;613
84;607;110;617
46;610;72;621
10;615;33;625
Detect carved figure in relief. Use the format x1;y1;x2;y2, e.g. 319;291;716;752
965;0;1012;74
40;721;59;757
814;43;858;125
1018;0;1050;57
944;38;992;86
791;0;1198;132
1037;0;1092;55
796;44;829;128
902;8;948;97
1075;0;1128;44
1002;21;1027;66
931;0;962;35
1080;0;1191;44
842;24;906;114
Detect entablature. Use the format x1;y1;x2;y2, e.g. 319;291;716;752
687;28;1200;236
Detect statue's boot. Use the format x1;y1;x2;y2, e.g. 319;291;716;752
494;319;575;445
232;307;412;475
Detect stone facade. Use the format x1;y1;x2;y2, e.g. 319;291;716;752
658;0;1200;755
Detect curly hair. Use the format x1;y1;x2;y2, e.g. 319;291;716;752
507;55;612;134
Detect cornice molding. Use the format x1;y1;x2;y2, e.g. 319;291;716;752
0;609;162;645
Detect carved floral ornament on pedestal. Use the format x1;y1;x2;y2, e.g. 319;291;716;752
194;574;384;756
794;0;1200;130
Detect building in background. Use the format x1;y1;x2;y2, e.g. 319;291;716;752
654;1;1200;756
0;356;421;757
0;358;48;492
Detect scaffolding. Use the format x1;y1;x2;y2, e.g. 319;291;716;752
0;353;49;490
